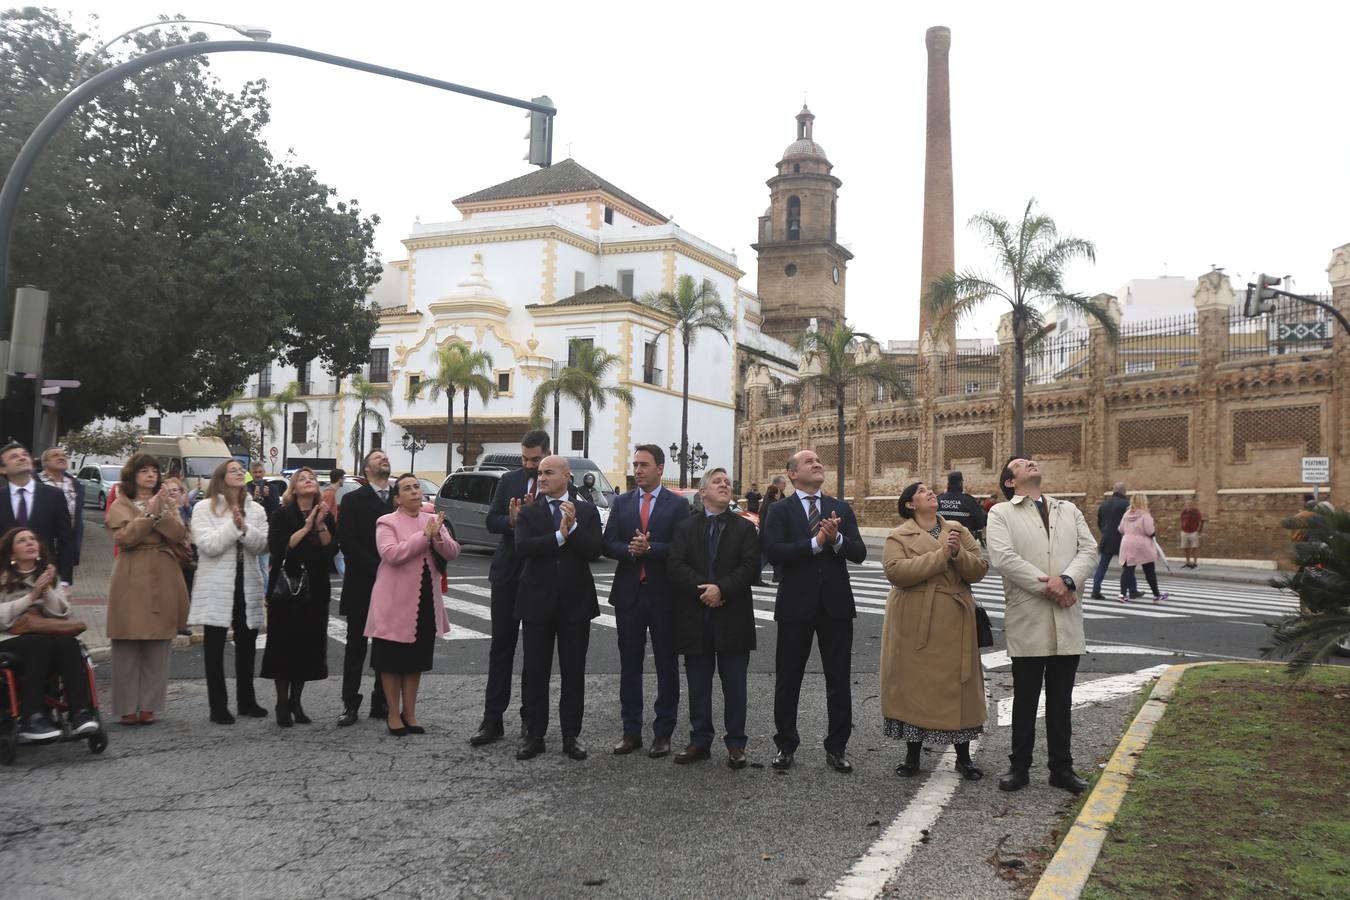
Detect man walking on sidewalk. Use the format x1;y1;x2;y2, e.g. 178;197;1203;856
1090;482;1137;600
986;456;1096;795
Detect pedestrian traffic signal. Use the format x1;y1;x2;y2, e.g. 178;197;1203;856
524;95;554;168
1243;273;1280;317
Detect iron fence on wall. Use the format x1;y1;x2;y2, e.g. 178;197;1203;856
1111;313;1200;375
1023;330;1090;385
1223;294;1335;360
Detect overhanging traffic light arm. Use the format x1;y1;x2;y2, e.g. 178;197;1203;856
0;38;557;325
1269;288;1350;337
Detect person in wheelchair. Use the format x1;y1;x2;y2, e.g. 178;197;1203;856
0;527;97;741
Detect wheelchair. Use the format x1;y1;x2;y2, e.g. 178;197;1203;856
0;640;108;764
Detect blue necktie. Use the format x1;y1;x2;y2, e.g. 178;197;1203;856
551;499;562;531
16;487;28;526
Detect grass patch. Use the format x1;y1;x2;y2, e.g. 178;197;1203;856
1082;664;1350;900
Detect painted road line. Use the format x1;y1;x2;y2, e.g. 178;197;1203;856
981;645;1190;671
995;664;1172;726
451;583;619;629
327;616;348;645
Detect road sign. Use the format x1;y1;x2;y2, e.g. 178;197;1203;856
269;446;278;460
1301;456;1329;484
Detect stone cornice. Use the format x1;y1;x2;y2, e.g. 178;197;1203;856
455;190;665;227
600;238;745;280
403;225;598;254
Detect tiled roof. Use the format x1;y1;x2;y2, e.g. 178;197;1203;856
550;285;629;307
453;159;668;223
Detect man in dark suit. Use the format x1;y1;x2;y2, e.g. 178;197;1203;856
337;448;394;726
38;447;85;579
0;442;74;584
513;455;603;761
602;443;689;758
763;448;867;773
667;466;759;768
469;429;550;747
1090;482;1136;600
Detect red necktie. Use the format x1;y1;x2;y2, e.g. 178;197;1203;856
638;492;653;582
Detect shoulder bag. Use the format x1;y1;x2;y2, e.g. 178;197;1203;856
9;607;87;638
975;605;994;648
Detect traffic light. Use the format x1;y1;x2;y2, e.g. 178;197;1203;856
1243;273;1280;317
524;95;554;168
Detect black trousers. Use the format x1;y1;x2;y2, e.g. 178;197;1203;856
521;617;590;741
340;599;386;713
483;578;526;724
773;612;853;755
4;633;92;716
1121;563;1160;597
686;648;749;750
1009;654;1081;772
203;588;258;713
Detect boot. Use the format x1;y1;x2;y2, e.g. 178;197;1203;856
289;682;311;725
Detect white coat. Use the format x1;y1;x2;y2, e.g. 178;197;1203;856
187;496;269;630
985;493;1097;657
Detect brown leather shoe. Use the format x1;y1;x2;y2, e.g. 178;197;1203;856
727;748;747;770
674;744;711;764
612;734;643;755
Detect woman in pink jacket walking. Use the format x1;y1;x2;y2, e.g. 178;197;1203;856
365;473;459;735
1117;493;1169;604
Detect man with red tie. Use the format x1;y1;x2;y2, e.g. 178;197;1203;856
602;444;690;758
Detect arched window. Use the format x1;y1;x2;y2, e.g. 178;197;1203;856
787;196;801;241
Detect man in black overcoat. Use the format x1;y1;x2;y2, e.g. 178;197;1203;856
337;449;394;726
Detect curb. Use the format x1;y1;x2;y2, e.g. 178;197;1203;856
85;631;203;664
1029;661;1222;899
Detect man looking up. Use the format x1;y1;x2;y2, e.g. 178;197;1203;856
337;449;394;727
0;442;74;585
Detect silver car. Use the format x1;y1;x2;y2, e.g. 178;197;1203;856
76;464;122;508
435;465;610;549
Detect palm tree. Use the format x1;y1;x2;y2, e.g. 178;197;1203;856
235;397;276;467
269;380;312;468
332;374;393;472
795;321;912;499
411;343;495;475
530;342;634;459
640;274;736;488
926;198;1117;455
1263;504;1350;675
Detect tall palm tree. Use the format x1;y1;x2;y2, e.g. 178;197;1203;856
332;374;393;472
235;397;276;467
795;321;912;499
530;342;634;459
269;380;312;468
411;343;495;475
926;198;1117;455
640;274;736;488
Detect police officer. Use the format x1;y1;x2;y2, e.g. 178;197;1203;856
936;471;986;543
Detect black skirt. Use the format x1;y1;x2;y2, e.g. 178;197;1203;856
259;572;329;682
370;563;436;674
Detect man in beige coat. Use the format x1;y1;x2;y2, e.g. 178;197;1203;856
986;456;1096;795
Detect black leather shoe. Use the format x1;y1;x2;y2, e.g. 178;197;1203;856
470;720;504;747
1049;769;1088;794
648;736;671;758
516;736;545;760
674;744;711;764
562;738;588;761
238;702;268;718
1089;592;1106;601
771;749;794;770
289;700;311;725
955;759;984;781
337;705;359;727
404;722;426;735
210;708;235;725
998;769;1030;792
826;751;853;774
612;734;643;755
386;716;408;737
894;760;920;778
727;748;748;770
275;704;293;728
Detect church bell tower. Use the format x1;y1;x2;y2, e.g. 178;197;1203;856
751;106;853;343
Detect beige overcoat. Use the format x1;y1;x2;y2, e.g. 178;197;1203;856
985;494;1097;657
105;497;190;640
880;518;989;732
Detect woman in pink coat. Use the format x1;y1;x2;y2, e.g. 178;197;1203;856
1117;493;1169;604
365;473;459;735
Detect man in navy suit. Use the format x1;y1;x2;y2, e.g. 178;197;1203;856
602;444;690;758
763;448;867;773
0;442;74;584
470;429;550;747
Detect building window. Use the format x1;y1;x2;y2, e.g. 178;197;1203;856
298;359;311;395
368;348;390;383
291;410;308;442
603;205;614;225
1125;360;1157;374
642;340;662;386
147;416;162;435
570;430;584;452
408;374;422;400
617;270;634;297
257;368;271;398
567;337;594;367
497;371;511;393
785;264;797;277
370;431;382;450
574;271;585;295
793;163;800;173
787;196;801;240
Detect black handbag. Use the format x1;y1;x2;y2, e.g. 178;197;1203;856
270;567;311;604
975;605;994;648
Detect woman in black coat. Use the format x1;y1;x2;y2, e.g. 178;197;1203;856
260;468;337;726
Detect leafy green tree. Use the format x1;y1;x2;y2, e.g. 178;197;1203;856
640;274;735;488
925;199;1117;454
795;321;911;498
58;422;142;466
269;381;312;463
410;343;495;475
1263;505;1350;675
332;375;392;472
0;10;382;435
529;342;633;460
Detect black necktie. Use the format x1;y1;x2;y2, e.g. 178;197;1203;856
806;495;820;534
706;515;720;580
551;499;562;531
16;487;28;526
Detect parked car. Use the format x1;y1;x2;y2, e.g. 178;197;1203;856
477;453;619;502
76;465;122;509
436;462;611;549
671;488;760;531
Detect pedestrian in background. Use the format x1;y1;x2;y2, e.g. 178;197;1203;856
758;478;784;585
1179;498;1204;569
261;468;337;727
1118;493;1169;604
161;477;199;621
744;483;762;515
105;453;189;726
881;482;989;780
37;447;85;580
322;469;346;577
1090;483;1134;600
190;460;269;725
248;460;280;587
936;471;986;544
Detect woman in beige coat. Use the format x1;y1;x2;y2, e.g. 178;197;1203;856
881;481;989;780
105;453;190;725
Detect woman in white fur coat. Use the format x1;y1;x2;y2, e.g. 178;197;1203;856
189;459;269;724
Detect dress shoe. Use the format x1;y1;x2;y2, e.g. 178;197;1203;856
955;759;984;781
998;768;1030;792
289;699;311;725
562;738;588;761
771;749;794;770
337;705;359;727
1089;591;1106;601
404;722;426;735
894;760;920;778
386;716;408;737
727;748;747;770
275;704;293;728
470;720;505;747
1049;769;1088;794
612;734;643;755
826;751;853;774
209;709;235;725
674;744;711;764
516;736;546;760
648;736;671;758
238;702;268;718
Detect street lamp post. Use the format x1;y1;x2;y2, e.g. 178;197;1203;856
669;440;710;483
401;431;427;473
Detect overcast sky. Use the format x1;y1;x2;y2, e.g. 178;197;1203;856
48;1;1350;339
